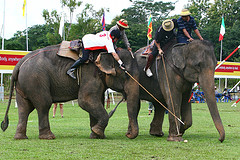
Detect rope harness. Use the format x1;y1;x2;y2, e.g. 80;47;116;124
161;54;181;135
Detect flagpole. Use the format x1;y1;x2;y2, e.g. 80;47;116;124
26;0;28;51
1;0;5;50
219;14;224;90
219;39;222;91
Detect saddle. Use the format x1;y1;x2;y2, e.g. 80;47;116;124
57;41;80;61
69;39;82;53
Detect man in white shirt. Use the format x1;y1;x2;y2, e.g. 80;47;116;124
67;30;125;79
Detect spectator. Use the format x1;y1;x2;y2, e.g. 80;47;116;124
53;103;64;118
148;101;154;115
215;86;222;102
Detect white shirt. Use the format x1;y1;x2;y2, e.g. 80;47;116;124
82;31;116;53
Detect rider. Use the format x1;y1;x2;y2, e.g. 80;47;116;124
109;19;132;52
177;9;204;43
144;19;177;77
66;30;125;79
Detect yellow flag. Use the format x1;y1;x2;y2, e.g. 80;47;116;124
22;0;26;16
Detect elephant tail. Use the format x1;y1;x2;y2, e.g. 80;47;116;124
1;65;19;132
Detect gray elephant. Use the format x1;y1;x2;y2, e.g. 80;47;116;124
1;45;139;140
136;40;225;142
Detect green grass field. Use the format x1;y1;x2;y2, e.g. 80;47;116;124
0;100;240;159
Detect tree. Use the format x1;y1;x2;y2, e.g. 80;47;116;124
42;9;62;45
122;0;174;24
61;0;82;38
67;4;107;40
187;0;212;27
188;0;240;61
110;0;175;51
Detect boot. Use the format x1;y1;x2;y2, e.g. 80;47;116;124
66;57;85;79
67;68;76;79
144;68;153;77
144;54;154;77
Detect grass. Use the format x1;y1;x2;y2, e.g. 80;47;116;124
0;99;240;159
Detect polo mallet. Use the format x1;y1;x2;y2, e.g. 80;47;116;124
124;70;184;125
130;50;134;59
108;98;124;118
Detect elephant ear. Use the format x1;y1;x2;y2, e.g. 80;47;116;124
95;53;116;76
171;46;185;69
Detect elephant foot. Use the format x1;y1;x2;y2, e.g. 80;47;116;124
91;126;105;139
14;133;28;140
150;130;164;137
39;132;56;140
167;134;183;142
125;130;138;139
90;132;106;139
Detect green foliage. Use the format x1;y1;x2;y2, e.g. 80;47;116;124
188;0;240;61
110;0;175;51
1;0;239;62
122;0;175;24
0;101;240;159
67;4;106;40
42;9;62;44
61;0;82;13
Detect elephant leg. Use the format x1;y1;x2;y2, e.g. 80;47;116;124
37;109;56;140
14;94;34;139
180;90;192;135
89;114;105;139
166;92;183;142
34;95;55;140
149;102;165;137
79;95;109;139
125;97;140;139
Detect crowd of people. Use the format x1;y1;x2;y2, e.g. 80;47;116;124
215;87;233;102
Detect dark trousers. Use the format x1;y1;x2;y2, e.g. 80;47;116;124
70;47;90;69
145;44;158;70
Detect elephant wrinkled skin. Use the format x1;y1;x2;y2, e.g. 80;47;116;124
1;45;139;140
135;40;225;142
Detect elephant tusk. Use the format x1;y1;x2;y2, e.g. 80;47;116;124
124;70;185;125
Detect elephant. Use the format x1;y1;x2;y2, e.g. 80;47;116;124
1;44;140;140
135;40;225;142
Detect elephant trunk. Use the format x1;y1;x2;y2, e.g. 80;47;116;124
199;69;225;142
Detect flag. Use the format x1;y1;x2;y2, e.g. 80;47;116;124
147;14;152;40
22;0;26;16
219;16;225;41
102;12;106;31
59;14;65;38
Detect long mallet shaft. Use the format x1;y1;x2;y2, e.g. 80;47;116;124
124;70;184;125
